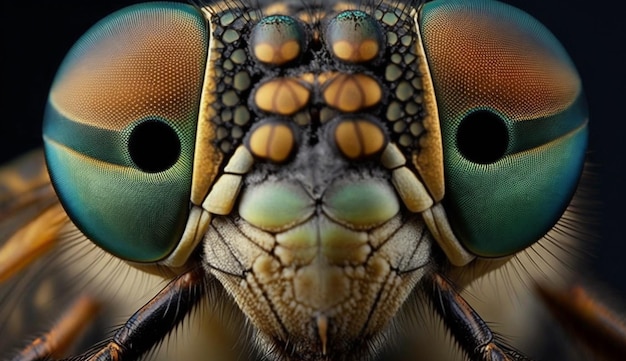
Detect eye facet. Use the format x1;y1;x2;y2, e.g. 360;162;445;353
43;3;208;262
419;0;588;257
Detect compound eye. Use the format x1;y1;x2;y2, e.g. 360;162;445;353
43;3;208;262
419;0;588;257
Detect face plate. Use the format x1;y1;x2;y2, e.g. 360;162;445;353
37;0;588;359
198;0;438;358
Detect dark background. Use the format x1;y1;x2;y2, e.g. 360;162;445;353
2;0;624;345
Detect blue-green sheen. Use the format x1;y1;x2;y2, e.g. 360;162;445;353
421;0;589;257
43;3;207;262
444;121;587;256
45;139;190;261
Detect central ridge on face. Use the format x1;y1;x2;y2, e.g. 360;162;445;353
201;1;434;359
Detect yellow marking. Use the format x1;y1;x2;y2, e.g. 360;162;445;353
317;72;336;85
249;124;272;158
359;39;379;61
335;119;386;159
335;121;361;159
298;73;315;84
332;39;379;63
254;40;301;65
268;125;295;161
332;41;354;61
0;203;68;282
248;123;295;162
192;18;222;205
254;43;276;63
281;40;301;62
359;121;386;155
323;74;382;112
255;78;310;115
298;72;337;86
411;9;445;201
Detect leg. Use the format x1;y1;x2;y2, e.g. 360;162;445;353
425;273;531;361
67;266;205;361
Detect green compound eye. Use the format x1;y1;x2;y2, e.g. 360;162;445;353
325;10;385;63
419;0;588;257
250;15;307;66
43;3;208;262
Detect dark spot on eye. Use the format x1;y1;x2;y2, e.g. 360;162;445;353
457;111;508;164
128;119;180;172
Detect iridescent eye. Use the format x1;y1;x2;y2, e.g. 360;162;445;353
419;0;588;257
43;3;208;262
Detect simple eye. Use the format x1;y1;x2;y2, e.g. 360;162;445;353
128;119;181;173
43;3;208;262
419;0;588;257
456;110;508;164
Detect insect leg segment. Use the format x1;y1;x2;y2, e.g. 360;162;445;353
425;273;531;361
65;267;206;361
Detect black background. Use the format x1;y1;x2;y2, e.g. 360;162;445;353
2;0;624;338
